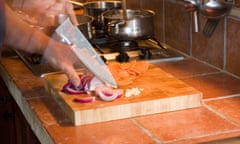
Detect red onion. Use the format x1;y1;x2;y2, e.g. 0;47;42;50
88;76;105;91
95;86;123;101
61;82;86;94
73;96;96;103
62;74;123;102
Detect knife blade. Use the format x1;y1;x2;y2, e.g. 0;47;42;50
55;18;117;88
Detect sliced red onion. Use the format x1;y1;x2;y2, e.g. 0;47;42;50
95;86;123;101
61;82;86;94
61;74;87;94
73;96;95;103
85;76;105;92
80;74;92;88
62;74;123;102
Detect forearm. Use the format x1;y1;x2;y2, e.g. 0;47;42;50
4;4;49;54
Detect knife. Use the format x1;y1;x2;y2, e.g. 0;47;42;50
55;18;117;88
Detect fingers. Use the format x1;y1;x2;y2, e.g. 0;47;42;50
43;38;80;87
62;63;81;87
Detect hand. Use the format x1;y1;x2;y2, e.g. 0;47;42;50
42;33;81;87
5;3;80;86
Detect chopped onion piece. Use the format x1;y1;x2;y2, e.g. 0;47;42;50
125;87;143;97
73;97;96;103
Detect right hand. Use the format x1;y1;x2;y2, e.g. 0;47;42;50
43;34;81;87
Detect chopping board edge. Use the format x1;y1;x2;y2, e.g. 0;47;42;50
44;80;76;123
72;92;202;126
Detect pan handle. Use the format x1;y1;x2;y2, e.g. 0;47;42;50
108;20;125;27
68;0;84;7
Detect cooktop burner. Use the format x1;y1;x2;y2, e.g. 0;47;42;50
91;37;185;63
14;36;185;76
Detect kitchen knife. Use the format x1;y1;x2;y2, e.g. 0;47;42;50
55;18;117;88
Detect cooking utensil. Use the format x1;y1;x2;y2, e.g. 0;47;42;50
184;0;200;32
55;18;117;88
69;0;122;30
202;19;220;37
199;0;231;19
200;0;231;37
102;9;155;40
76;14;93;40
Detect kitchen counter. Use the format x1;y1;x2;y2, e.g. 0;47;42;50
1;50;240;144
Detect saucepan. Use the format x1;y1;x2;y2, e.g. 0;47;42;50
69;0;122;30
102;9;155;40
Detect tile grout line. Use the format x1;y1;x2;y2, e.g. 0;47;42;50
178;71;222;79
164;129;240;144
203;94;240;102
203;102;240;127
130;118;163;144
190;56;240;80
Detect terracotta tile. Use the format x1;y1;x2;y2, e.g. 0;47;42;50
192;15;224;69
135;107;240;142
47;119;154;144
27;97;72;126
165;0;191;54
182;73;240;99
205;96;240;124
226;18;240;77
167;131;240;144
141;0;164;41
156;58;219;78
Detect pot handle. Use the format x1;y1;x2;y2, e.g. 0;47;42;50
68;0;84;7
108;20;125;27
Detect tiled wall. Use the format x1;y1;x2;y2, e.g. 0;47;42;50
127;0;240;78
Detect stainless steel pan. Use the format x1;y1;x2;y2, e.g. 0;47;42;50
102;9;155;40
69;0;122;30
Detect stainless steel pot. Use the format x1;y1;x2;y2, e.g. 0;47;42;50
102;9;155;40
76;15;93;39
70;0;122;30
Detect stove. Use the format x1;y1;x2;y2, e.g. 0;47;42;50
91;36;185;63
14;35;185;76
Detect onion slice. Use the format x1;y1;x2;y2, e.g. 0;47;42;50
95;86;123;101
61;82;86;94
62;74;123;102
73;97;96;103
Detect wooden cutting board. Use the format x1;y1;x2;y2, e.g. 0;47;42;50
44;65;202;126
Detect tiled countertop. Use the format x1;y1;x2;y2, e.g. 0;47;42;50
1;51;240;144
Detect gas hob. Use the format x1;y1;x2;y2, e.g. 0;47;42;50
91;37;185;63
14;37;185;76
